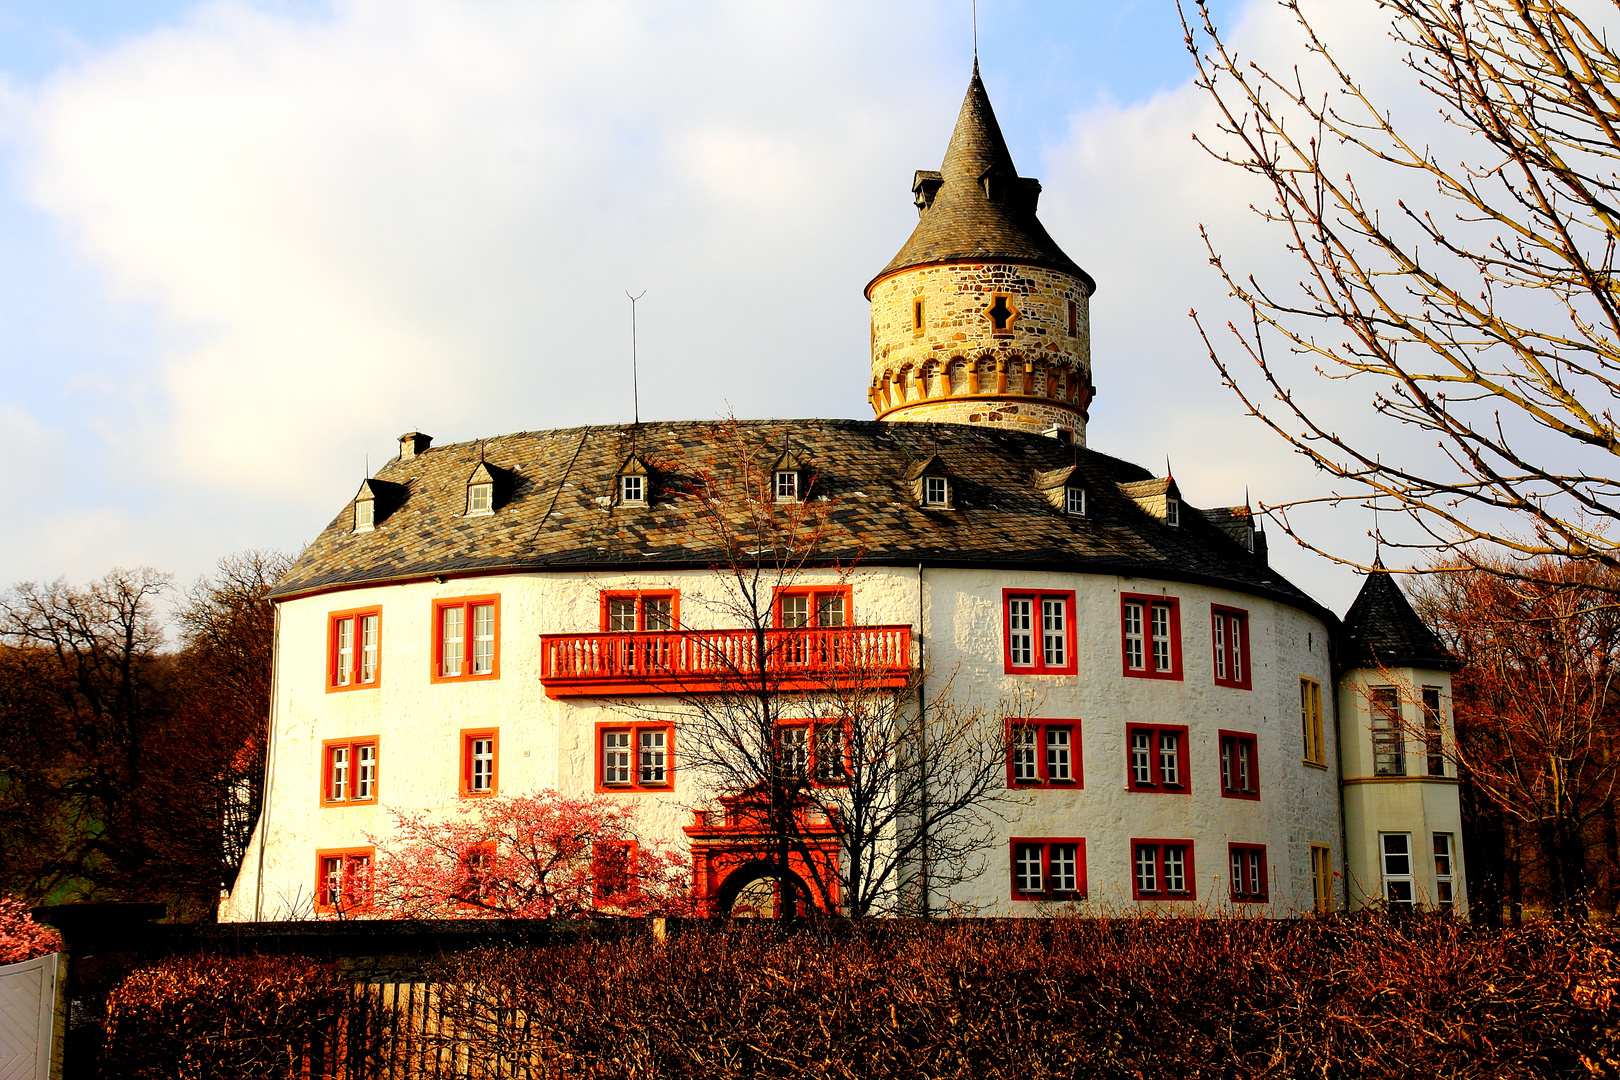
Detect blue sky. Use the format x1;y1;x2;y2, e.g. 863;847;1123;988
0;0;1395;614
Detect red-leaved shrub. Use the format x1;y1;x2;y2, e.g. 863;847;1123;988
0;897;61;964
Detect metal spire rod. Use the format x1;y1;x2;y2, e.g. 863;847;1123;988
627;290;647;427
972;0;978;61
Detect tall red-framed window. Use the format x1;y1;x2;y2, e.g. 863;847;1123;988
776;720;851;785
1218;730;1260;800
433;595;501;683
321;736;379;806
599;590;680;632
1126;723;1190;794
596;721;674;793
1009;838;1086;901
460;728;498;797
1229;843;1268;903
1007;720;1083;788
1002;590;1078;675
1131;839;1196;901
1211;605;1251;689
314;847;374;913
773;585;853;628
592;840;638;909
1121;594;1180;679
327;606;381;691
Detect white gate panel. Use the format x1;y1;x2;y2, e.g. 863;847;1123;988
0;953;59;1080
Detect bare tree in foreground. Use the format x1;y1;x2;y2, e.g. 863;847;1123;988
614;418;1021;920
1183;0;1620;584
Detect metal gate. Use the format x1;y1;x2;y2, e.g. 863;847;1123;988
0;953;60;1080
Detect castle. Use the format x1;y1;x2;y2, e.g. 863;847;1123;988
222;65;1464;921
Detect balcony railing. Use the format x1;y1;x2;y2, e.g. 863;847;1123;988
538;625;913;697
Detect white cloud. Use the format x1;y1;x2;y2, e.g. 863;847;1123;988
2;0;1511;611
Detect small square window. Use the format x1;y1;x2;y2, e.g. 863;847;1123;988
1064;486;1085;516
461;729;498;797
467;483;493;515
323;737;379;805
354;499;375;531
621;475;646;505
1126;723;1190;794
315;848;373;914
597;722;675;792
1132;839;1195;901
923;475;948;507
1006;721;1083;788
1009;838;1086;900
774;470;800;502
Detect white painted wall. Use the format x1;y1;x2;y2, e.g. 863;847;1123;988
222;564;1344;921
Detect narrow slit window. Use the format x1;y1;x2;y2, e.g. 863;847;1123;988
913;298;925;331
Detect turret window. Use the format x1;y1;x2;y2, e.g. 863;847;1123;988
1370;687;1406;776
1067;299;1078;336
987;293;1015;333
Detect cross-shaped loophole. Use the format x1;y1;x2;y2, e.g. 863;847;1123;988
987;294;1014;331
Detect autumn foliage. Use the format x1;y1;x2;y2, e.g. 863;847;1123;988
369;791;696;918
98;916;1618;1079
0;897;61;964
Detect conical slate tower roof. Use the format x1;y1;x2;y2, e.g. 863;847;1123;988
1337;561;1455;670
867;62;1093;295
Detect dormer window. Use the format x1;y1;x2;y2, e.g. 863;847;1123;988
774;470;800;502
467;483;493;516
621;474;645;505
1065;486;1086;516
354;498;375;532
1166;497;1180;527
924;476;948;507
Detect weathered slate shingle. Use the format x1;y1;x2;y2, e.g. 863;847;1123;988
271;418;1329;625
1337;562;1454;670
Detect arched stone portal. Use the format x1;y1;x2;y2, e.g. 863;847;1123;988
684;789;841;917
713;862;815;919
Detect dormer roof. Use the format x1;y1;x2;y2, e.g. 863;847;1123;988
354;477;407;522
905;452;950;482
1337;562;1455;671
869;62;1093;295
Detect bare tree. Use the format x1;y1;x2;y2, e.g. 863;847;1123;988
1412;555;1620;920
605;417;1021;920
1183;0;1620;584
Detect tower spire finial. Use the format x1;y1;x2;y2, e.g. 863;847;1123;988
972;0;978;66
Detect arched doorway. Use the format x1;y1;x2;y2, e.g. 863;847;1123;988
713;862;814;918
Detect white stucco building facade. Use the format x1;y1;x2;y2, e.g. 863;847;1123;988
221;65;1464;923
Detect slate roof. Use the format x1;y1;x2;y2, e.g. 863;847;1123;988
868;63;1094;295
270;418;1332;626
1337;562;1455;670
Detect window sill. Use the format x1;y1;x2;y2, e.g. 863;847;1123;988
1219;791;1261;802
1302;759;1330;771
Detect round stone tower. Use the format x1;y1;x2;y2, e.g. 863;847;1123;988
866;63;1096;442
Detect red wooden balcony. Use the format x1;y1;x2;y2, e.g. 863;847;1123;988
538;625;913;698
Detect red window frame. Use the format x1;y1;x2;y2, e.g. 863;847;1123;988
1006;720;1083;788
454;840;497;908
1229;843;1269;903
1218;729;1260;800
599;590;680;631
595;721;675;793
326;605;382;692
808;720;852;786
460;728;499;798
1130;839;1196;901
1001;590;1079;676
320;735;379;806
772;585;854;628
1120;594;1182;680
314;847;375;913
1125;723;1191;794
1211;605;1251;689
592;840;638;909
1008;837;1087;901
431;594;502;684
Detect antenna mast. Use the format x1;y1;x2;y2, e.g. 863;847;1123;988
627;290;647;427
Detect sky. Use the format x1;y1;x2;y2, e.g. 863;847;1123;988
0;0;1427;616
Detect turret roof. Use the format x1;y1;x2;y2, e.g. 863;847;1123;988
868;63;1093;295
1337;562;1455;670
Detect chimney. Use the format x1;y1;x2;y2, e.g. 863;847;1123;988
398;431;433;461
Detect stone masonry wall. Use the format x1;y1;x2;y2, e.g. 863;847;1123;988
868;262;1093;440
